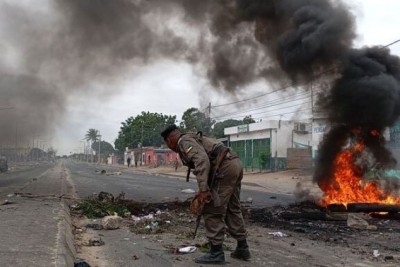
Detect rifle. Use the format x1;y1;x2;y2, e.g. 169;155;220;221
193;146;230;239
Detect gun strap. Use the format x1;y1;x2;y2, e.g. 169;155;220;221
186;167;191;182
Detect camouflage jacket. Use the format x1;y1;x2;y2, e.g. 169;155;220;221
177;133;223;192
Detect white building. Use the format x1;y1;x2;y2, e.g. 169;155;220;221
224;120;314;171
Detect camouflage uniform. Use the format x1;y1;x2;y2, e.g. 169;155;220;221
177;133;248;245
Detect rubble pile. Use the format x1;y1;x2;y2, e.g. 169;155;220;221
250;201;400;263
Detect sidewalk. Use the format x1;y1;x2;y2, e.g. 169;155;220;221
0;163;76;267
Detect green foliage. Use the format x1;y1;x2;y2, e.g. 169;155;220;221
212;116;255;139
92;140;116;156
180;107;214;135
243;115;256;125
212;119;242;139
85;128;100;142
75;197;129;219
114;111;176;151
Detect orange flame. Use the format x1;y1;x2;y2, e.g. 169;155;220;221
320;141;400;207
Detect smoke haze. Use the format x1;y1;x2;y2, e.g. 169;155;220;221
1;0;400;178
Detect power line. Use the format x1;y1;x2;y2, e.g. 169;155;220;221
225;107;313;122
209;38;400;109
215;101;312;121
212;92;313;120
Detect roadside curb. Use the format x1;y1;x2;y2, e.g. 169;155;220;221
55;201;77;267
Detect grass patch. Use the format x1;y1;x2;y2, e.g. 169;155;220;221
74;197;129;219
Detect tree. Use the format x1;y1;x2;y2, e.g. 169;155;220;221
92;140;115;156
85;129;100;143
85;128;100;162
212;119;243;139
180;107;215;135
92;140;115;163
211;116;255;139
114;111;176;151
243;115;255;125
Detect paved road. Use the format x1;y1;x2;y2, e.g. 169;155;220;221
0;162;55;197
66;160;296;208
0;161;76;267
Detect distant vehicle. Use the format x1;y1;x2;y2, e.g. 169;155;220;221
0;156;8;172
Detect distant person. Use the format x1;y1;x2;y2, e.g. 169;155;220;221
127;157;131;168
174;158;179;171
161;124;250;264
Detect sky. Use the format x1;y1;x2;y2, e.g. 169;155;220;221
1;0;400;156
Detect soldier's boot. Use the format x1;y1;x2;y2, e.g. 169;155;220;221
194;244;225;264
231;239;251;261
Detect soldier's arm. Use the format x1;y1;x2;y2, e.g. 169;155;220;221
178;137;210;192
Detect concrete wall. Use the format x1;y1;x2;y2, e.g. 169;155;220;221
287;148;313;169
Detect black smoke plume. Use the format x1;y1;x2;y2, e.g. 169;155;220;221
314;47;400;185
235;1;400;186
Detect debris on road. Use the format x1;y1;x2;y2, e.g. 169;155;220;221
181;189;195;194
177;246;196;253
102;214;123;230
85;223;103;230
74;259;91;267
268;231;288;237
86;237;105;246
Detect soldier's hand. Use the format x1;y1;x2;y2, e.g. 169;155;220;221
196;190;212;204
190;191;212;215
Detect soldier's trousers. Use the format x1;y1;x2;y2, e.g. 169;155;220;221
202;157;248;245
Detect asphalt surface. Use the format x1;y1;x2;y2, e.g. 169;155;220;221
0;161;76;267
0;159;297;267
66;161;296;208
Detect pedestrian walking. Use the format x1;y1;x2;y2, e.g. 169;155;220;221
127;157;131;168
161;124;250;264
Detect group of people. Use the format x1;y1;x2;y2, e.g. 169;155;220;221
161;124;250;264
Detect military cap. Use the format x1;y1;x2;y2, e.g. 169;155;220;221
161;124;178;140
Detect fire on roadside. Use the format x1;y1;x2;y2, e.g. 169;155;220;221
318;130;400;207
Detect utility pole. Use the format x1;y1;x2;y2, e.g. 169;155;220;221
98;134;101;164
141;121;144;165
15;123;18;162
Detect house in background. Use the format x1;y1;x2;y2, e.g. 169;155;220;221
124;146;178;167
224;120;313;172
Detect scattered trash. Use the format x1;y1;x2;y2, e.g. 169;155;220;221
1;200;14;205
132;255;139;260
6;194;14;198
347;213;377;230
268;231;288;237
132;214;154;222
181;189;195;194
102;214;123;230
74;259;91;267
177;246;197;253
384;255;394;261
373;249;380;258
87;237;105;246
86;223;103;230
